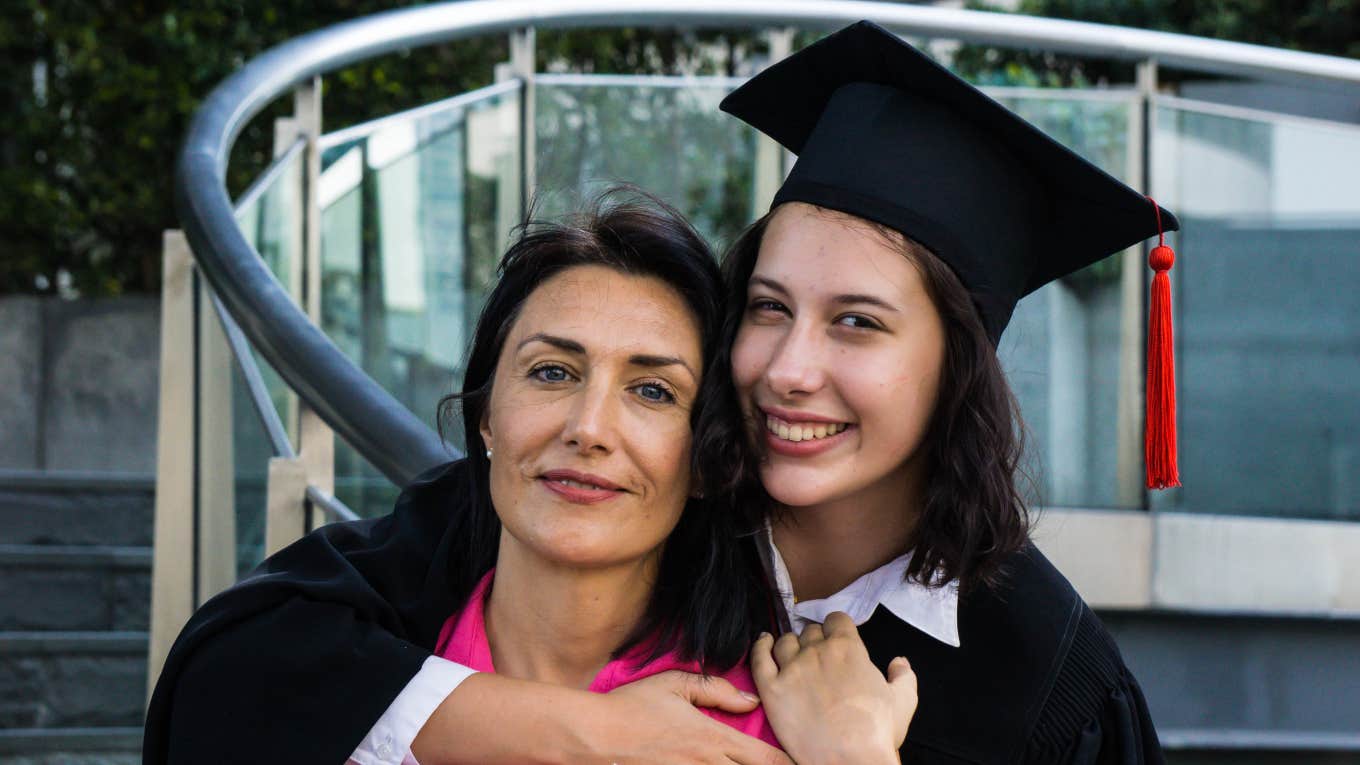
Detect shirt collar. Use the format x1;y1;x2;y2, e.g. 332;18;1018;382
766;528;961;648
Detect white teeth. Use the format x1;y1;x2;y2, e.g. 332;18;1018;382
764;416;848;442
557;478;602;490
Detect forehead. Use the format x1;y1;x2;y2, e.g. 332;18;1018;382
510;265;702;359
756;203;924;299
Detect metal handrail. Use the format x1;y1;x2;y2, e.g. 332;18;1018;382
175;0;1360;487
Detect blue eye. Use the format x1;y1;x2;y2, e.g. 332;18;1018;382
635;383;675;404
531;364;572;383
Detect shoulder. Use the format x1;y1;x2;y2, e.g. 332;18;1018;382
987;547;1162;763
1022;601;1161;763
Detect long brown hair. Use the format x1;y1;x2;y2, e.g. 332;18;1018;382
696;206;1032;593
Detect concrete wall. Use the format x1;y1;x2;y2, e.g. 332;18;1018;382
0;295;159;474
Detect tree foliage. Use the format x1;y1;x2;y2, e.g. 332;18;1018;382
0;0;765;296
955;0;1359;85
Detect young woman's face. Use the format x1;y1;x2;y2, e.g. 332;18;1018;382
481;265;702;570
731;202;946;509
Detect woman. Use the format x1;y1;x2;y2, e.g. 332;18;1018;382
710;22;1169;763
145;191;916;765
385;195;786;753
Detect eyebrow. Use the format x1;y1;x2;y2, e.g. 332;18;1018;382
517;333;585;354
516;333;698;382
628;354;698;382
749;275;901;313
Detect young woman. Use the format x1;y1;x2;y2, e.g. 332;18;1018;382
708;22;1170;763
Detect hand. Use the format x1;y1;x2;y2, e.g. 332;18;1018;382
751;611;918;765
592;670;795;765
413;671;793;765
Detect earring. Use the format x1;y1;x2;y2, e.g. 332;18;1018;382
485;448;493;460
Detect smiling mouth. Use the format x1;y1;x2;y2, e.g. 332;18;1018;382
764;414;852;443
538;470;626;501
549;477;617;491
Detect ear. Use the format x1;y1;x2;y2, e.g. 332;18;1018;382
479;407;493;453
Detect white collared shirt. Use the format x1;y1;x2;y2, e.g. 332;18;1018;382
766;530;962;648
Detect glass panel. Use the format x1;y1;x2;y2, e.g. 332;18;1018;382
1151;100;1360;520
988;91;1144;509
534;75;760;249
232;149;305;573
318;83;522;517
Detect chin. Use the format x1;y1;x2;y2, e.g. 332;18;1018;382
760;462;843;508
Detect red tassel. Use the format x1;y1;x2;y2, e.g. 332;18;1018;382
1145;198;1180;489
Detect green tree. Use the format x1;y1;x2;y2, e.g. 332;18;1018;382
955;0;1359;85
0;1;503;296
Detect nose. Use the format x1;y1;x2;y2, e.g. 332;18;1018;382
763;320;827;399
560;380;617;455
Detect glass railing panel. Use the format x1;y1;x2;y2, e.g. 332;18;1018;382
534;74;760;249
1151;98;1360;521
988;90;1145;509
318;82;522;517
232;146;305;570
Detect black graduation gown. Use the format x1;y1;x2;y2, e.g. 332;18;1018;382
143;459;1162;765
861;545;1165;764
143;460;471;765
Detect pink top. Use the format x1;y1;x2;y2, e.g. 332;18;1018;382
435;570;780;747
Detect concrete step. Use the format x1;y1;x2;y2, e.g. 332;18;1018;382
0;632;147;731
0;470;154;547
0;727;141;763
0;546;151;632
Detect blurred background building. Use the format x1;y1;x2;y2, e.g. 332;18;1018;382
1;1;1358;763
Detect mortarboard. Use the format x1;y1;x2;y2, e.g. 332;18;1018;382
721;20;1182;487
720;20;1178;344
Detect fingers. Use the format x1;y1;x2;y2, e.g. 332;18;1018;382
750;632;777;689
725;733;797;765
888;655;920;736
671;671;761;713
797;621;825;649
822;610;857;637
887;655;915;686
772;630;801;669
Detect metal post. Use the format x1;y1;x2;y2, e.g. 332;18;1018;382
272;116;303;450
295;78;335;531
1114;60;1159;509
265;456;309;555
147;230;197;703
508;27;536;208
752;28;795;212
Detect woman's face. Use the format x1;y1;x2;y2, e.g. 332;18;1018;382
481;265;703;570
731;202;946;509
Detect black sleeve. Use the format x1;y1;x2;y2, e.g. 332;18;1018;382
142;461;466;765
1023;605;1165;765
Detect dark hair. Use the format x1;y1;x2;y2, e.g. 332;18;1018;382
435;187;767;670
697;206;1032;594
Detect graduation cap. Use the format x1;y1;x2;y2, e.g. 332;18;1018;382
721;20;1181;489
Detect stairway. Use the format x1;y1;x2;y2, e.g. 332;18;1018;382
0;471;153;765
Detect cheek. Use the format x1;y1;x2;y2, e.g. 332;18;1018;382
730;325;770;393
